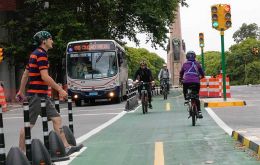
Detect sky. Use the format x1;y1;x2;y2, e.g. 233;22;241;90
126;0;260;62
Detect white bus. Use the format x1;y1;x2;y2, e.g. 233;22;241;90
66;40;128;106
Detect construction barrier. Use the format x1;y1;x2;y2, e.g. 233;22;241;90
199;75;231;98
199;78;208;98
0;86;7;112
208;77;219;98
217;75;231;98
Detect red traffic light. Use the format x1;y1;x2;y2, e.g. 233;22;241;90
224;5;231;12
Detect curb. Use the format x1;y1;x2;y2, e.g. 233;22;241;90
204;100;246;107
232;130;260;156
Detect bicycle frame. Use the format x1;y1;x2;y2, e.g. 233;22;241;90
140;82;149;114
162;79;168;100
186;88;199;126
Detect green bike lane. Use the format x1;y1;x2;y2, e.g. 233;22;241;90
70;90;259;165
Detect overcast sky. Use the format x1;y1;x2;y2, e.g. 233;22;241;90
126;0;260;62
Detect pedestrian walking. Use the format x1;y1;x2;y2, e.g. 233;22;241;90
16;31;82;155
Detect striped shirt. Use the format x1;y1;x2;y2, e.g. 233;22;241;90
26;47;49;96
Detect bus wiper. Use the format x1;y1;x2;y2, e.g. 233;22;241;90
96;53;103;63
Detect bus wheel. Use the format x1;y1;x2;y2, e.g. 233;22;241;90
75;100;82;107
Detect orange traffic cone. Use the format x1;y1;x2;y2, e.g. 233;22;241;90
0;86;7;112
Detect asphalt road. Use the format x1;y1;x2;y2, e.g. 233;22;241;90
2;100;126;153
211;85;260;130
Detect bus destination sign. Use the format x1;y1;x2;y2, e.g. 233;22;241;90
68;41;115;52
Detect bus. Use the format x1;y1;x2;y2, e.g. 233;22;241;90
66;40;128;106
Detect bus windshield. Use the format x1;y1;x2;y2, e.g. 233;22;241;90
67;51;118;79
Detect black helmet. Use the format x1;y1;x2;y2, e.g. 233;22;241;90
33;31;52;46
186;51;196;60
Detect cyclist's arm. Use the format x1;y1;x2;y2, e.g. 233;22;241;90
158;69;162;80
197;63;205;79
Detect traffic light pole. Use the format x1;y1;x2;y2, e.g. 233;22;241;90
220;30;227;101
201;47;205;71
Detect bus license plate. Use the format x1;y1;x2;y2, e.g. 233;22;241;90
89;92;98;96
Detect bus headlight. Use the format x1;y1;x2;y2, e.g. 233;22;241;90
109;92;114;97
74;94;79;99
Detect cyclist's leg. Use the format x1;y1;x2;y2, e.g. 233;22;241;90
183;83;188;100
167;79;170;92
148;85;152;108
138;86;141;99
194;83;203;118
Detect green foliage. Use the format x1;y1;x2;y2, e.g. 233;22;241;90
232;23;260;44
1;0;185;82
227;38;260;85
197;51;221;76
125;47;165;81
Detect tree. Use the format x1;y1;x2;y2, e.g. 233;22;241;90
125;47;165;81
196;51;221;76
232;23;260;44
228;38;260;85
1;0;187;82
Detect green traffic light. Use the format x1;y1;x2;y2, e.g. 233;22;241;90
213;22;219;28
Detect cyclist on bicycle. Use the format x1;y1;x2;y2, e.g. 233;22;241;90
158;63;170;93
179;51;205;118
134;61;154;109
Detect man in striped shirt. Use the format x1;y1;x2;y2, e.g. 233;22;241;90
16;31;82;155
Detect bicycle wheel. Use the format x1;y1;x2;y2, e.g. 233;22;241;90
164;88;167;100
144;95;148;113
141;94;145;114
191;103;196;126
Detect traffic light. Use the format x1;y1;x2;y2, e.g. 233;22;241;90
211;4;232;31
211;5;219;29
199;33;204;47
0;48;3;63
223;4;232;30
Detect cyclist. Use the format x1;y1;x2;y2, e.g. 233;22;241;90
179;51;205;118
158;63;170;93
134;61;154;109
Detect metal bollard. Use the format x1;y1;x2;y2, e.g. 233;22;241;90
54;99;60;114
0;105;6;164
41;99;49;152
23;102;31;163
68;96;74;134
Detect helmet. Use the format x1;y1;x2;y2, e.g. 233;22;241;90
33;31;52;46
140;60;147;66
186;51;196;60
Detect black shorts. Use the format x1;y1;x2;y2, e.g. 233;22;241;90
28;94;60;125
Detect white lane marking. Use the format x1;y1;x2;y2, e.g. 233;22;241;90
56;147;87;165
75;110;127;144
79;107;124;112
127;104;141;113
58;105;140;164
205;107;233;136
3;112;120;120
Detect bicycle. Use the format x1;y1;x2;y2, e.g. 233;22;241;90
139;81;150;114
161;78;169;100
185;85;200;126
